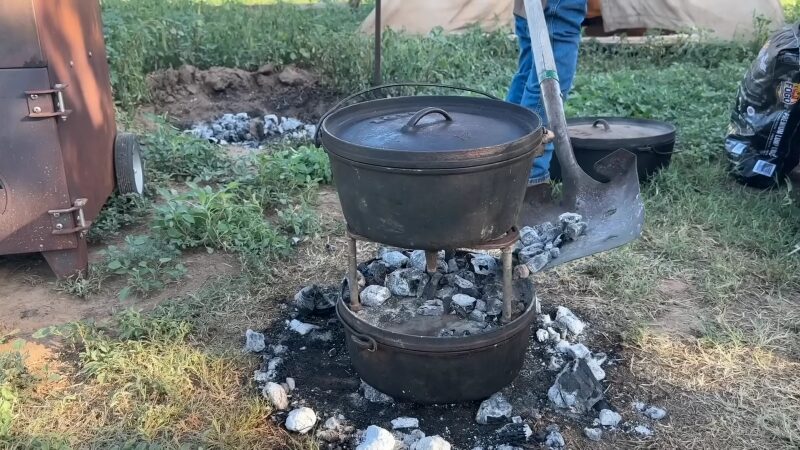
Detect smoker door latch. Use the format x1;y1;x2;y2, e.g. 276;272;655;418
25;83;72;121
48;198;91;238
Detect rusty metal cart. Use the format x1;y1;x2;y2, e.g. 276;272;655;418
0;0;143;278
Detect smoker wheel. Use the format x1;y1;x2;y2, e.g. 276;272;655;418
114;132;145;195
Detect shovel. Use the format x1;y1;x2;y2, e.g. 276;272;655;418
519;0;644;270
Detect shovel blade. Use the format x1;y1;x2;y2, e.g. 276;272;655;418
518;149;644;270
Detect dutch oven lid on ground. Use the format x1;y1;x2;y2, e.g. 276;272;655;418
567;117;676;151
320;96;543;169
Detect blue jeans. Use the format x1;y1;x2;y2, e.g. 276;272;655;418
507;2;587;184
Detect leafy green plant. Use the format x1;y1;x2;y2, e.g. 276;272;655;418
276;201;320;238
141;118;231;182
153;182;291;259
88;192;151;243
100;235;187;300
0;344;33;439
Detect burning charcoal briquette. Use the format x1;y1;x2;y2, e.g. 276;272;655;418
547;359;604;413
360;285;392;307
381;251;409;270
475;392;513;424
496;422;533;445
366;260;390;285
386;268;429;297
244;329;266;353
470;253;499;275
525;251;551;273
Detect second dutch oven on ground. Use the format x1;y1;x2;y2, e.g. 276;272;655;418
550;117;677;183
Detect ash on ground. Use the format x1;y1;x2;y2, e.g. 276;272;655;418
186;112;317;147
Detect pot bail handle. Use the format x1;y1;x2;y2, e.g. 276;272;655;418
403;107;453;130
593;119;611;131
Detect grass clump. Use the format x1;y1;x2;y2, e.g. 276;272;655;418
57;235;187;300
142;119;231;182
89;193;151;243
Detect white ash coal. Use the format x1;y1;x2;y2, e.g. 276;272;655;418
186;112;316;146
516;212;588;273
349;250;533;338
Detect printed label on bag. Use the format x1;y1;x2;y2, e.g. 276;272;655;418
780;81;800;105
729;142;747;156
753;160;777;177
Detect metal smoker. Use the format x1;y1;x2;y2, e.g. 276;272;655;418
0;0;144;277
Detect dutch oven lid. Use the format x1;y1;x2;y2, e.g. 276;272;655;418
567;117;676;150
320;96;542;169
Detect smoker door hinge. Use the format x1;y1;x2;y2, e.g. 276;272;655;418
25;83;72;121
48;198;91;238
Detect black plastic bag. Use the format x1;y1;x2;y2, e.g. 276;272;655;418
725;24;800;188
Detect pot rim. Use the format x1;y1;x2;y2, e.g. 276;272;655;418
336;282;537;354
321;96;544;170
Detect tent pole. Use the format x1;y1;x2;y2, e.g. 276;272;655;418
373;0;382;86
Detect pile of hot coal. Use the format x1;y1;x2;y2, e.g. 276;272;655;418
348;249;532;337
187;113;316;146
516;212;588;273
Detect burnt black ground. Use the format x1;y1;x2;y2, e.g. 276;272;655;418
260;294;632;450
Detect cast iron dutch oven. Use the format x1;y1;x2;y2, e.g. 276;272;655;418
337;274;537;404
550;117;677;183
317;83;544;250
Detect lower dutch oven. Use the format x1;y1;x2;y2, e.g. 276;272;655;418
317;84;543;250
336;278;537;404
550;117;677;183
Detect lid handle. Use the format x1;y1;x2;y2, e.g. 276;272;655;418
403;107;453;130
592;119;611;131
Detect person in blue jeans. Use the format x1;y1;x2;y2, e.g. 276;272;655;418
508;0;588;186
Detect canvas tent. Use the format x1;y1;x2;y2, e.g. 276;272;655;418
359;0;786;41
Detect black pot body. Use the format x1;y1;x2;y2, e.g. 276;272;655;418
329;149;538;249
551;141;675;183
337;288;536;404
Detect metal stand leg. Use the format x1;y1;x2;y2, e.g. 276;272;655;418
348;236;362;311
425;250;439;274
501;245;514;324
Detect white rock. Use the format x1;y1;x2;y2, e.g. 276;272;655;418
634;425;654;437
567;343;591;359
285;407;317;433
289;319;320;335
555;306;585;335
244;329;266;353
391;417;419;430
452;294;477;309
584;427;603;441
285;377;296;391
360;285;392;307
644;406;667;420
586;357;606;381
356;425;396;450
599;409;622;427
536;329;549;342
411;435;451;450
475;392;513;424
262;382;289;410
361;380;393;404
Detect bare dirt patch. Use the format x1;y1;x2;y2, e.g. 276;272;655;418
146;64;336;127
0;248;239;336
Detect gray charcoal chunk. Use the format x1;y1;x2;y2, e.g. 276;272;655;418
584;427;603;441
518;244;545;264
366;260;390;285
525;252;551;273
386;268;429;297
360;285;392;307
475;392;513;424
547;359;604;413
382;251;409;270
470;253;498;275
519;226;540;246
417;300;444;316
563;221;588;241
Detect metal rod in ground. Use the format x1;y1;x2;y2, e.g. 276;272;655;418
501;246;514;323
425;250;439;274
373;0;382;86
348;236;362;311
